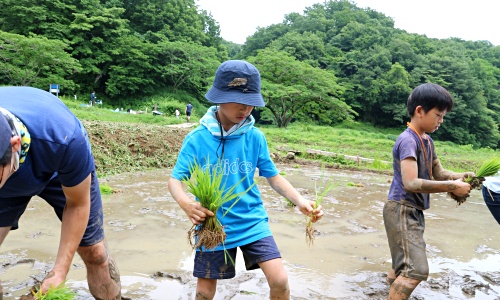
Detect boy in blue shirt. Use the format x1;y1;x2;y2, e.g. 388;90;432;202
168;60;324;299
384;83;475;299
0;87;121;299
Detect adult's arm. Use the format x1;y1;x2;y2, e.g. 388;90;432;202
41;174;91;291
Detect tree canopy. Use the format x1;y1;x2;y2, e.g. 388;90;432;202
0;0;499;148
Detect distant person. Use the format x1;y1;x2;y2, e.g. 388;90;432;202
90;91;96;106
383;83;475;300
0;86;121;299
185;102;193;122
175;109;180;119
168;60;324;299
482;171;500;224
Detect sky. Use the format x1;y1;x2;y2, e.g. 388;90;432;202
195;0;500;46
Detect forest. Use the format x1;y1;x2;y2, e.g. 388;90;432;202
0;0;499;149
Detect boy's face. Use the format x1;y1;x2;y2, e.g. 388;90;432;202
218;103;254;130
420;107;446;133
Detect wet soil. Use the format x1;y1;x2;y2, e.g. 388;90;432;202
1;166;499;299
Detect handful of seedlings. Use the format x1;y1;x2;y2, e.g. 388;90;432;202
449;157;500;205
21;282;76;300
183;159;254;251
306;167;334;246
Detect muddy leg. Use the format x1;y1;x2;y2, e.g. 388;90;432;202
386;269;396;285
78;240;121;300
388;276;420;300
196;278;217;300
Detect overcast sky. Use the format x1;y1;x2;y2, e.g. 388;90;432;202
195;0;500;46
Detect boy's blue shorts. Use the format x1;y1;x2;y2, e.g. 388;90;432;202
0;171;104;247
193;236;281;279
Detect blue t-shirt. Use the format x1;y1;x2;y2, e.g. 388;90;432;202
388;128;437;210
186;103;193;113
0;87;95;198
171;114;278;251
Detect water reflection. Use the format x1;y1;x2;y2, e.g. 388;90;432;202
0;165;499;299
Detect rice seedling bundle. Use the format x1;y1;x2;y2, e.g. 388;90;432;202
306;166;334;246
183;159;254;251
28;282;76;300
449;156;500;205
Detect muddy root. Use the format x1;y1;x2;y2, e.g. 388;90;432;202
306;224;316;247
188;221;226;251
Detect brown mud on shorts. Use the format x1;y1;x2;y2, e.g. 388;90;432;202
383;200;429;281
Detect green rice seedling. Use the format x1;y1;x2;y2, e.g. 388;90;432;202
183;159;255;251
31;282;76;300
450;156;500;205
306;165;335;246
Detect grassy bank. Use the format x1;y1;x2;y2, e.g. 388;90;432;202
63;98;498;177
260;123;498;173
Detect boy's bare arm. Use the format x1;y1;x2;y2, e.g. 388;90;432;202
266;174;324;222
167;177;214;224
432;158;474;180
401;158;471;197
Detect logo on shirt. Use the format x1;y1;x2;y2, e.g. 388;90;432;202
203;158;253;175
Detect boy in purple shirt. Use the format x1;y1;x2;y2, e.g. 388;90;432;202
384;83;475;299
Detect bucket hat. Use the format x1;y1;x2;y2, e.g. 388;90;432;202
205;60;265;107
0;113;12;156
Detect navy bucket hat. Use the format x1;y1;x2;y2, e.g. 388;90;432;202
205;60;265;107
0;113;12;157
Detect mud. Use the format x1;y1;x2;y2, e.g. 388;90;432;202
1;165;499;299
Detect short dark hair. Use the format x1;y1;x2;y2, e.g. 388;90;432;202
407;83;454;117
0;145;12;166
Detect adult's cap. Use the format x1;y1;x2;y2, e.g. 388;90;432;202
0;113;12;156
205;60;265;107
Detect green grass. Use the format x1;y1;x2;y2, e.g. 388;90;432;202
60;95;499;175
60;94;200;125
259;122;498;173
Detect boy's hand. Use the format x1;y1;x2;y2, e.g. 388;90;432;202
182;201;214;225
298;200;324;223
449;179;472;198
462;172;475;180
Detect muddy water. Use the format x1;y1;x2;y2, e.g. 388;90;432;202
1;165;499;299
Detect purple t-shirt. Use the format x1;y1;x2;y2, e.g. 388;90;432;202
388;128;437;210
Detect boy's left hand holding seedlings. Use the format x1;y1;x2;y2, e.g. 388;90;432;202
267;174;324;222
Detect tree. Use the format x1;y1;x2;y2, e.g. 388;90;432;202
248;49;352;128
0;31;81;91
156;40;221;96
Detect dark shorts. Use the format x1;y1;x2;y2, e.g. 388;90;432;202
383;200;429;281
0;171;104;246
482;186;500;224
193;236;281;279
186;111;192;116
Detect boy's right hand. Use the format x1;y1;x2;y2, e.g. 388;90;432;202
182;201;214;225
449;179;472;198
